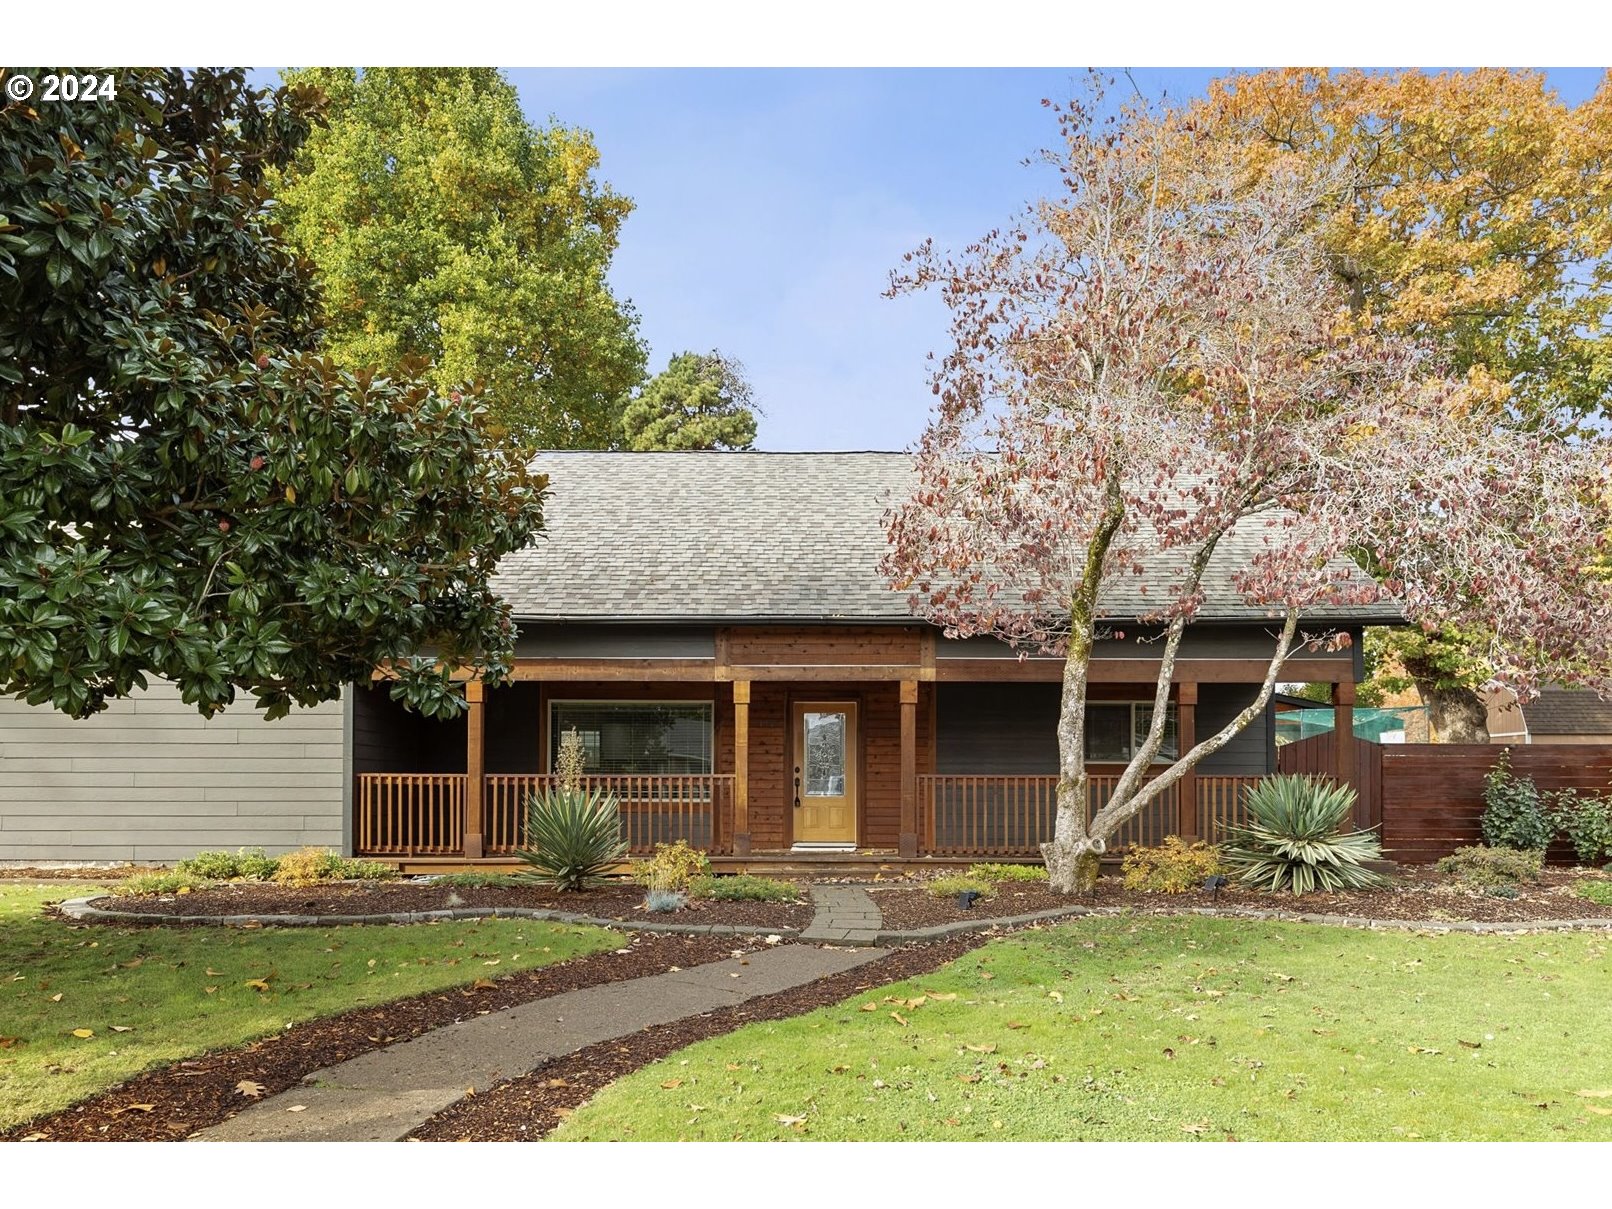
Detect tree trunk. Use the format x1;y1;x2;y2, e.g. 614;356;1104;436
1413;676;1490;743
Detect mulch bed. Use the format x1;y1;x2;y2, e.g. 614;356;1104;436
87;880;813;932
871;868;1612;929
0;931;765;1142
408;935;989;1142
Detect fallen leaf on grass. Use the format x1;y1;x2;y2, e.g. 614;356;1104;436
1006;1021;1028;1030
0;1036;18;1049
922;991;958;1001
1047;990;1063;1004
204;986;218;994
1408;1046;1441;1055
110;1025;133;1033
858;1002;878;1012
957;1074;981;1084
1576;1090;1612;1098
244;979;271;993
49;993;62;1002
1181;1120;1212;1134
773;1114;807;1128
660;1079;683;1090
70;1028;94;1039
1584;1105;1612;1116
205;968;225;977
236;1080;265;1098
889;1011;909;1027
963;1043;997;1054
286;1105;306;1113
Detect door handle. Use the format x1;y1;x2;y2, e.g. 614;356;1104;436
794;766;801;808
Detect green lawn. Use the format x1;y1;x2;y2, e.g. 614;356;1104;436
554;915;1612;1141
0;882;617;1130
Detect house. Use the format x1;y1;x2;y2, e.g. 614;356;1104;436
349;451;1390;869
1;451;1391;868
1483;685;1612;745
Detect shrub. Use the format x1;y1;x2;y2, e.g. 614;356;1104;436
270;848;398;886
516;787;628;891
1221;774;1388;895
925;874;996;901
966;863;1050;883
1121;837;1226;894
176;848;279;881
1481;750;1553;851
631;840;711;891
112;871;212;896
1547;788;1612;866
688;874;801;903
1573;880;1612;906
429;871;524;889
1435;845;1544;890
643;888;688;913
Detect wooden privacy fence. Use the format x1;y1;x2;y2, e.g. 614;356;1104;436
1276;732;1383;830
355;773;734;858
919;774;1263;857
1377;744;1612;864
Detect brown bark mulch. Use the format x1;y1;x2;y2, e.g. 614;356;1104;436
89;880;813;931
0;931;764;1143
871;868;1612;929
407;935;989;1142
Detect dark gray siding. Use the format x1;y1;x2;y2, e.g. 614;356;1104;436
936;682;1274;776
485;683;542;773
351;685;466;774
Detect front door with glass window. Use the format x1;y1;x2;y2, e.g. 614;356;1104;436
792;701;858;844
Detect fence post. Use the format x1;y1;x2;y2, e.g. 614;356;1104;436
1176;682;1198;839
464;679;485;859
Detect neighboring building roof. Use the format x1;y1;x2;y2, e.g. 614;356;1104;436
1521;687;1612;737
492;451;1403;626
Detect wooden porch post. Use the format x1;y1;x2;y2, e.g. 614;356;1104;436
900;680;919;857
1332;680;1355;790
732;681;751;857
1176;682;1198;840
464;679;485;859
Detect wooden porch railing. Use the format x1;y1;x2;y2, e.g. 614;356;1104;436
355;772;466;857
919;773;1263;857
355;773;734;858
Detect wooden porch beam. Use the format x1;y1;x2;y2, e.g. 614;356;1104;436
732;681;751;857
899;680;919;858
464;679;485;859
1333;680;1355;789
934;658;1356;684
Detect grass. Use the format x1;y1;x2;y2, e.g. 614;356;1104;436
553;914;1612;1141
0;881;617;1130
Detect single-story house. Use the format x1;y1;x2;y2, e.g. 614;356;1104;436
1;451;1391;869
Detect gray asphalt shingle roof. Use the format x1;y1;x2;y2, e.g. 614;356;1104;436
1523;688;1612;736
491;451;1401;625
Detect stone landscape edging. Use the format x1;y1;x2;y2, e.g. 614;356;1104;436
56;895;801;938
58;893;1612;942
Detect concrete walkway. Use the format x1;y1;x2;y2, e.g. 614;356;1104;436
193;942;883;1142
801;885;883;944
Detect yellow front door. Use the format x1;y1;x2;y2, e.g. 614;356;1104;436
792;701;858;844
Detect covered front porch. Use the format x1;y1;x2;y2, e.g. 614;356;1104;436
349;626;1362;869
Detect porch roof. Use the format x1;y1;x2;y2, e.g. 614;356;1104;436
491;451;1402;626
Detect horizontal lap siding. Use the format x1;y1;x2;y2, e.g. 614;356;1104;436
0;683;344;862
728;626;923;666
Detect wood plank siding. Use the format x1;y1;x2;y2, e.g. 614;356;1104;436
0;682;344;863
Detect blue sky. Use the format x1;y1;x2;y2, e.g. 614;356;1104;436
266;68;1609;451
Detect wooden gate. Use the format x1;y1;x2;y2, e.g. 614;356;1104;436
1276;731;1383;831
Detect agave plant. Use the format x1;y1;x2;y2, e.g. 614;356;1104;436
1220;775;1388;895
516;786;628;891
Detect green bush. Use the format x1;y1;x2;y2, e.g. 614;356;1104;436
1121;837;1226;894
1481;750;1553;851
688;874;801;903
516;787;628;891
429;871;525;888
112;871;212;896
966;863;1050;883
925;874;996;901
175;848;279;881
331;857;399;881
1435;845;1544;890
1573;880;1612;906
631;840;711;891
1221;775;1388;895
1547;789;1612;866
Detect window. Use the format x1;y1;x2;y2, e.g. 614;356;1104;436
1084;702;1178;763
548;701;714;775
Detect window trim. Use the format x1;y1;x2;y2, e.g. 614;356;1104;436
1084;700;1179;765
545;698;716;776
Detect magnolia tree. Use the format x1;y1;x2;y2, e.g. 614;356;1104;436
883;86;1612;893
